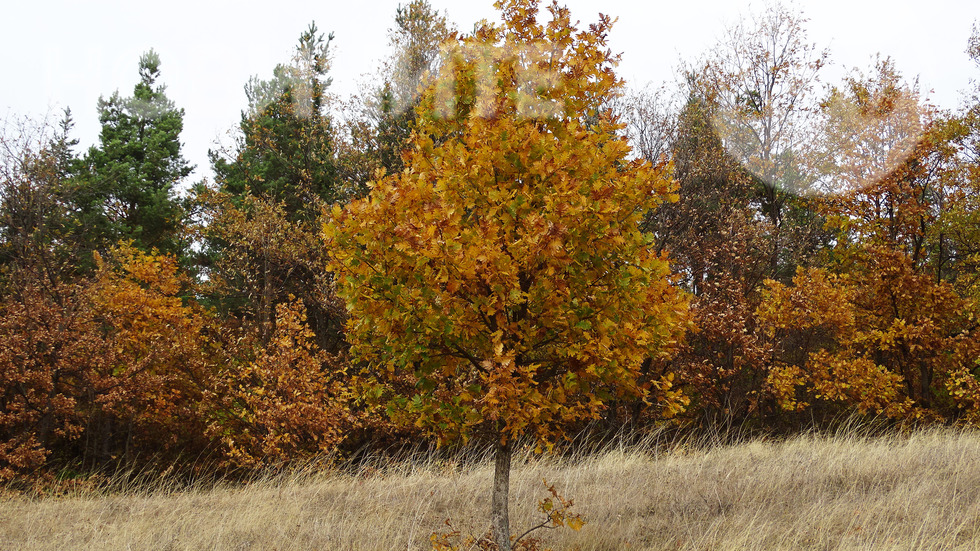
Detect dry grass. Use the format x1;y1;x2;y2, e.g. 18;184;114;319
4;427;980;550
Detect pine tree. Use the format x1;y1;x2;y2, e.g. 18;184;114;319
212;23;337;221
78;50;193;259
369;0;452;176
203;23;344;351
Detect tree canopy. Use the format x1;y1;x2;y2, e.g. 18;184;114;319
325;1;688;547
78;50;193;258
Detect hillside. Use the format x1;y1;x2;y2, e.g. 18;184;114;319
3;427;979;550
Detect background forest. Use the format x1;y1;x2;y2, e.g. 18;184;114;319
2;0;980;493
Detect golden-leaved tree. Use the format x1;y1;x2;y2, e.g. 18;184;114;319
757;61;980;423
205;297;354;469
88;243;213;465
325;1;688;548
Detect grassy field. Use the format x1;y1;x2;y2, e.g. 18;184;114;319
3;427;980;550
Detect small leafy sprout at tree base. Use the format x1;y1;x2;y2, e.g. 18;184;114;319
430;480;585;551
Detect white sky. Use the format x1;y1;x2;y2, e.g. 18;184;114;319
1;0;977;182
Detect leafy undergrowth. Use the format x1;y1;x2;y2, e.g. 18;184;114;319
3;427;980;550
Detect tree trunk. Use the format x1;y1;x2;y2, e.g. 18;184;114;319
261;243;272;344
491;437;512;551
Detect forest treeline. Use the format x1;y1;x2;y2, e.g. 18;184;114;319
2;0;980;485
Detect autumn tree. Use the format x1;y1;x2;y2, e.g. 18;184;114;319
639;91;779;426
205;298;353;469
0;117;105;478
0;271;116;479
758;61;980;423
690;2;828;280
85;243;213;467
325;2;687;548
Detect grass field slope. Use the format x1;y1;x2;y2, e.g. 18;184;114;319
3;427;980;550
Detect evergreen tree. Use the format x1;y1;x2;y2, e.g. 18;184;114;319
78;50;192;259
368;0;452;176
335;2;453;196
203;23;344;351
212;23;337;221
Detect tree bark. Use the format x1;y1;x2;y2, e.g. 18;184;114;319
491;436;512;551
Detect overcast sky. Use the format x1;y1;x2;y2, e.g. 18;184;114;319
1;0;977;182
